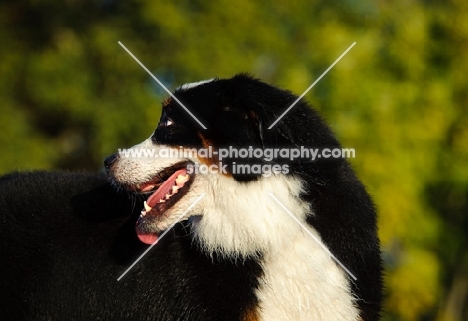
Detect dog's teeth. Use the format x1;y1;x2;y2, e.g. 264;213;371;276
175;175;184;185
136;183;141;189
144;201;152;212
165;193;171;200
159;199;165;203
172;186;179;194
175;174;190;185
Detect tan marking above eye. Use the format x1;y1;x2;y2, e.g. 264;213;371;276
162;97;172;107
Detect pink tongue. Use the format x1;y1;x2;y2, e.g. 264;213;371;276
146;168;188;207
136;168;189;245
137;233;159;245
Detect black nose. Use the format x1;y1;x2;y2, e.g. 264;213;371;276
104;154;119;174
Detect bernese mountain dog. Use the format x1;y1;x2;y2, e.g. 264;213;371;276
0;74;382;320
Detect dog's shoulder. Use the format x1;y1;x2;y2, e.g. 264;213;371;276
0;171;132;233
0;171;108;197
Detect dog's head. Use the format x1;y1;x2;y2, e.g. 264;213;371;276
105;74;341;257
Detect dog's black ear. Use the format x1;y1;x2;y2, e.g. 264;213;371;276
252;109;297;150
258;116;265;149
245;110;265;149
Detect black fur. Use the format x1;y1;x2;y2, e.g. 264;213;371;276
0;172;261;320
154;74;383;319
0;74;382;320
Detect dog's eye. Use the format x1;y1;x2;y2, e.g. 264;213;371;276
160;118;174;127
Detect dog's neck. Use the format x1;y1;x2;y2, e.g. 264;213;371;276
190;174;360;320
191;174;309;259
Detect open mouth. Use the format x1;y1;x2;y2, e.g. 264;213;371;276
128;161;194;244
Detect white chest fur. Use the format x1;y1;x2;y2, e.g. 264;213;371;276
256;230;359;321
187;173;360;320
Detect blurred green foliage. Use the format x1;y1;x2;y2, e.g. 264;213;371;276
0;0;467;320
